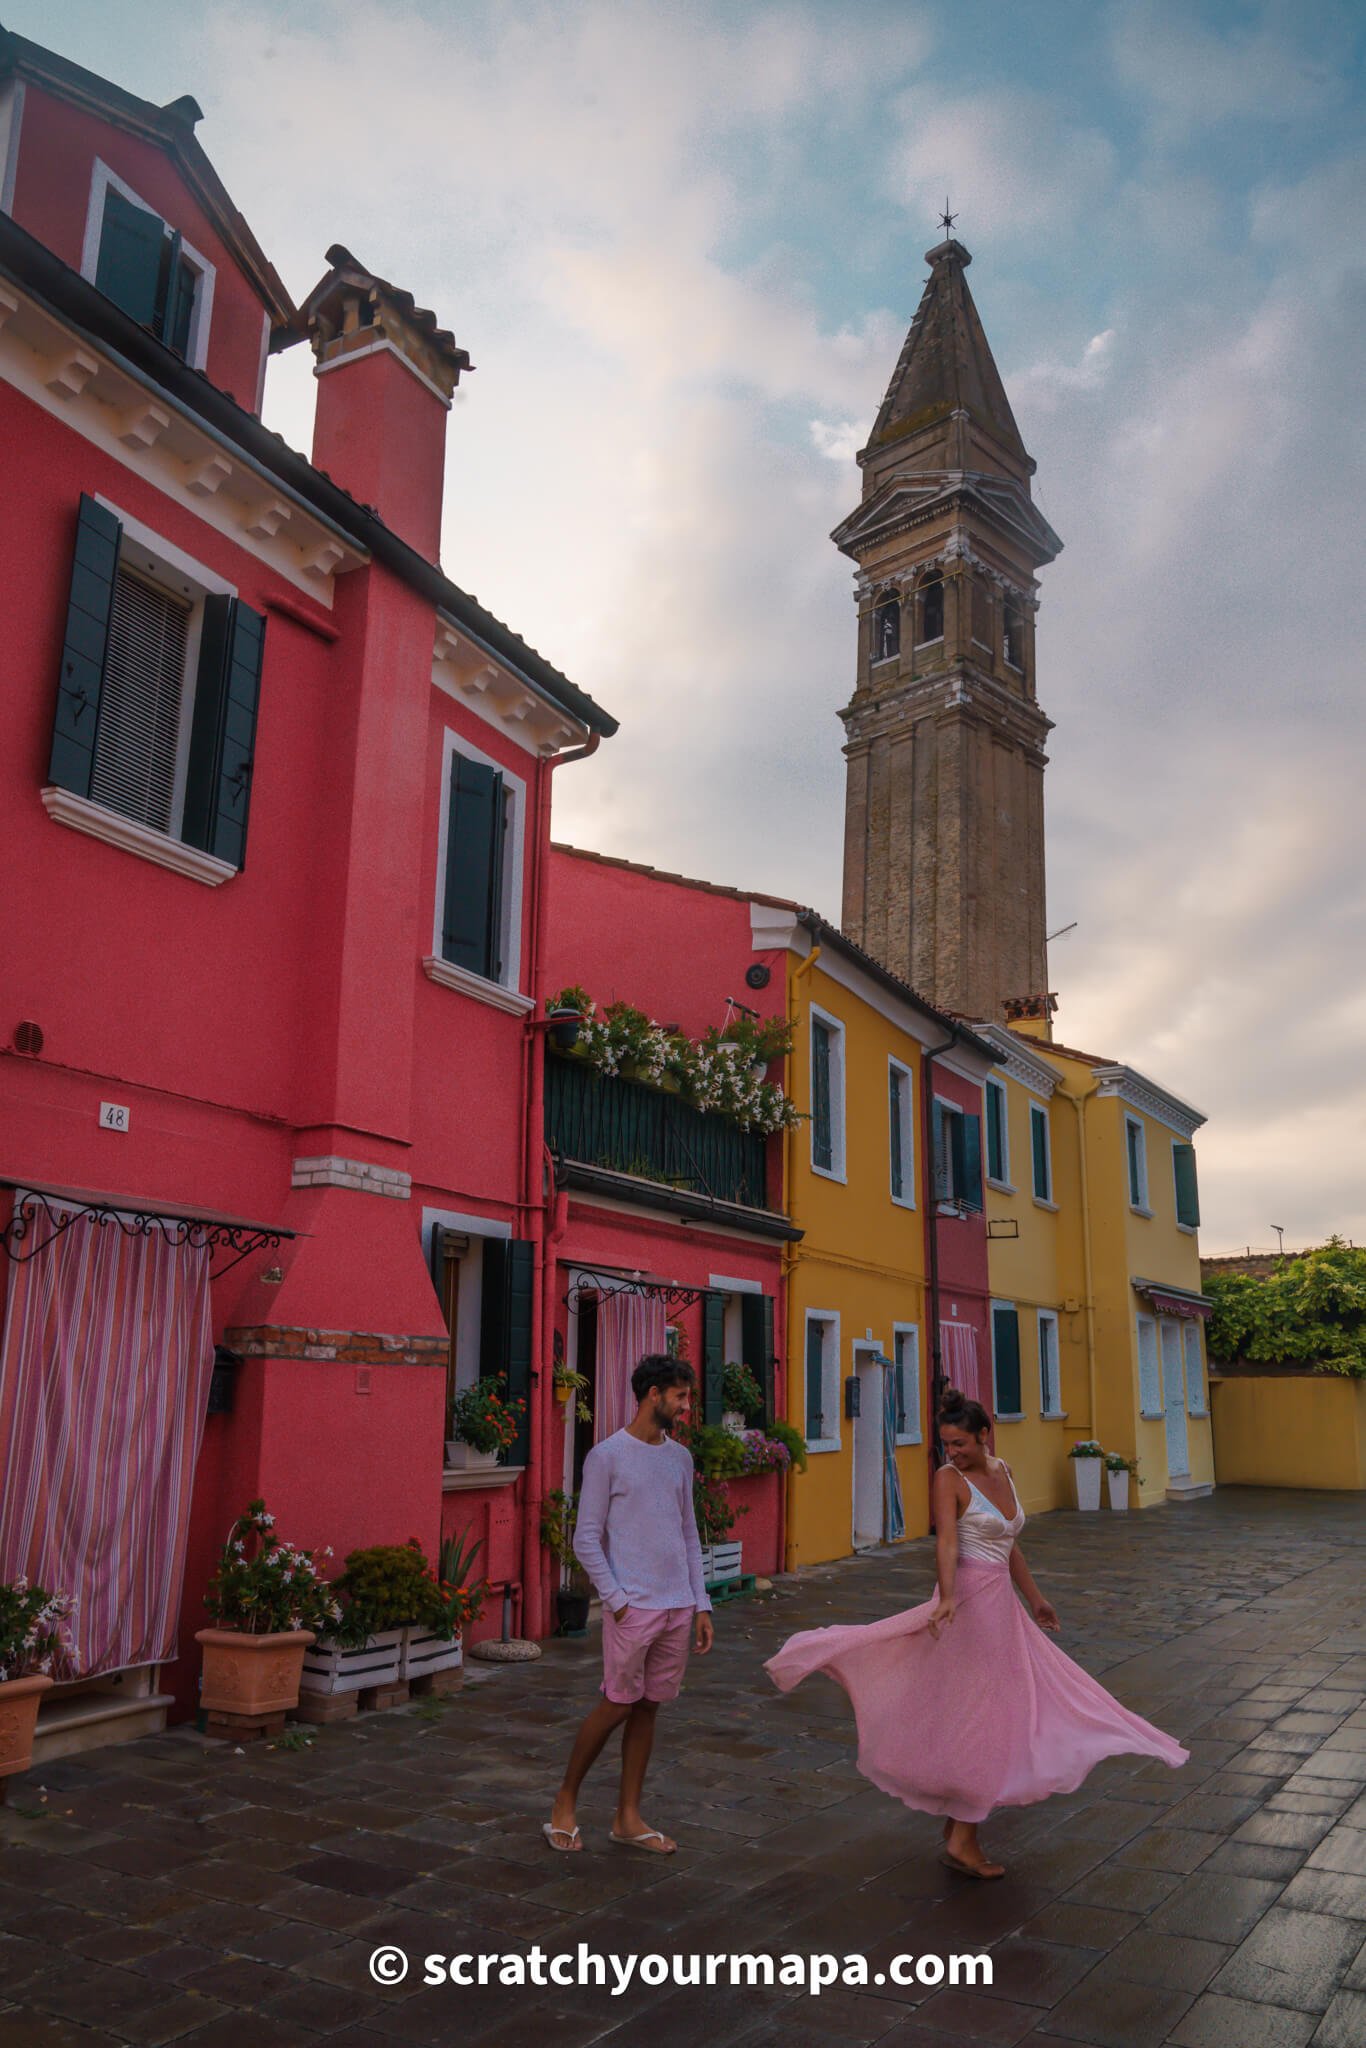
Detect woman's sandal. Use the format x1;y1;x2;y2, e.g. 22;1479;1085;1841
542;1822;581;1853
939;1848;1005;1880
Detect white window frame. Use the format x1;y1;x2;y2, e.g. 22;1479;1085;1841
432;730;526;997
985;1075;1012;1190
803;1309;842;1454
809;1004;847;1184
888;1055;916;1210
1126;1115;1152;1216
1037;1309;1063;1418
1029;1097;1054;1207
1184;1322;1208;1416
81;158;216;371
1136;1312;1162;1417
990;1298;1025;1421
891;1322;922;1446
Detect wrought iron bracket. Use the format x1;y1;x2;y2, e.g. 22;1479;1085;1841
2;1185;292;1279
562;1268;712;1315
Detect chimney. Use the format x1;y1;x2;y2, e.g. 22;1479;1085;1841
296;246;472;563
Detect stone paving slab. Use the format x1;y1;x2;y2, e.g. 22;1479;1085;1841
2;1486;1366;2045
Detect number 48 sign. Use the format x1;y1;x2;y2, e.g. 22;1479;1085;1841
99;1102;130;1132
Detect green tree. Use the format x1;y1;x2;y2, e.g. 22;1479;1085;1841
1206;1238;1366;1378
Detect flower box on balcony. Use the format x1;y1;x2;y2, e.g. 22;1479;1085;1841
301;1628;405;1697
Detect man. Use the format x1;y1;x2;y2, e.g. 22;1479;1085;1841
544;1353;714;1855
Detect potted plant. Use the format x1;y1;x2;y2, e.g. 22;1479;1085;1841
305;1539;427;1696
404;1532;486;1688
545;986;590;1054
197;1500;340;1720
0;1575;76;1781
552;1362;592;1425
1068;1441;1105;1511
447;1374;526;1470
541;1490;591;1635
720;1361;765;1434
1106;1454;1139;1510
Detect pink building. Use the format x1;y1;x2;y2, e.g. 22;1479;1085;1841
0;29;615;1752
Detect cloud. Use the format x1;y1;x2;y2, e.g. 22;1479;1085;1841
1012;328;1116;411
1110;0;1352;133
885;88;1116;233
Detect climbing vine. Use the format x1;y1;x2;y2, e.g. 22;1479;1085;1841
1205;1237;1366;1379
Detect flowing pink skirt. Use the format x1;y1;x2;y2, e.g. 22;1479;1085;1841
765;1560;1189;1823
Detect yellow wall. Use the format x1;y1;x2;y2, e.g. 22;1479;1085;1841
1210;1376;1366;1490
782;954;932;1566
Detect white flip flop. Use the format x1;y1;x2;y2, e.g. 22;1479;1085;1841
542;1822;581;1852
609;1827;675;1854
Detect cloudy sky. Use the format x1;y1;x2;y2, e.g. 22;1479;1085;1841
23;1;1365;1250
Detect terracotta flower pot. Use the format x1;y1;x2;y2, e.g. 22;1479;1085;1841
195;1628;315;1715
0;1673;53;1779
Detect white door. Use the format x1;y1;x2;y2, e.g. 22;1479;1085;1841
1160;1320;1189;1477
852;1350;885;1549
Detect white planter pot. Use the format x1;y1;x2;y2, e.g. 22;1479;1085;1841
401;1628;464;1681
1072;1458;1103;1511
721;1410;747;1436
301;1627;405;1696
1107;1469;1130;1510
445;1442;499;1472
708;1541;743;1586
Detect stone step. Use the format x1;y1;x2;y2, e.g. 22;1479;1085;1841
31;1689;173;1765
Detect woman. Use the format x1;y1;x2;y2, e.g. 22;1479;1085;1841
765;1388;1188;1878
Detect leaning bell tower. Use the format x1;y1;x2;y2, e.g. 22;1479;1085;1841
835;234;1062;1025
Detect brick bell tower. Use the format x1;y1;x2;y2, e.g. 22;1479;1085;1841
835;234;1062;1026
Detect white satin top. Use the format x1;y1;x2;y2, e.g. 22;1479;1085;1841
955;1463;1025;1568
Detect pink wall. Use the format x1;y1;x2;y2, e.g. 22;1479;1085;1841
11;86;274;407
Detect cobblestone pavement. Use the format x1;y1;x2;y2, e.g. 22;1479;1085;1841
4;1487;1366;2048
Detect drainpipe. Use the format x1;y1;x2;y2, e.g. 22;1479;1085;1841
1055;1077;1101;1441
782;943;821;1574
521;731;601;1641
922;1022;965;1503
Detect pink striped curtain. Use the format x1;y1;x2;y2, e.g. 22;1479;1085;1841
0;1207;215;1677
939;1320;982;1405
594;1290;667;1442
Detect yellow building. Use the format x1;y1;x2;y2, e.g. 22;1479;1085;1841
979;1022;1214;1510
753;904;1000;1567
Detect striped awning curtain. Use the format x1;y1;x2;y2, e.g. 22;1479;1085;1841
593;1289;668;1442
0;1204;215;1677
881;1366;905;1543
939;1320;982;1405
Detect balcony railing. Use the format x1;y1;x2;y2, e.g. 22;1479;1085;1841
545;1054;771;1211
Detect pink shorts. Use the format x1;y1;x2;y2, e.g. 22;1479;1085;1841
601;1605;694;1704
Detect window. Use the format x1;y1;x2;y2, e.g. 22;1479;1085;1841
892;1325;922;1445
888;1058;915;1207
85;163;213;366
1030;1101;1053;1203
916;574;944;646
47;495;262;870
1184;1322;1207;1415
932;1098;983;1211
1038;1311;1062;1416
439;742;518;987
1136;1314;1161;1415
1126;1117;1149;1211
809;1009;846;1180
1003;600;1023;670
985;1077;1010;1185
804;1312;840;1450
991;1303;1022;1415
872;593;900;663
1173;1142;1201;1230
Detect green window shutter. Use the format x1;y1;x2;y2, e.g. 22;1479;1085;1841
805;1319;825;1440
479;1238;533;1466
992;1306;1021;1414
1127;1120;1144;1206
932;1099;951;1201
959;1114;983;1211
702;1291;725;1425
50;496;122;797
811;1019;833;1171
1030;1105;1050;1201
182;596;265;868
160;238;196;357
741;1292;775;1428
986;1082;1005;1183
1173;1144;1200;1229
95;187;166;328
889;1066;904;1199
442;755;506;979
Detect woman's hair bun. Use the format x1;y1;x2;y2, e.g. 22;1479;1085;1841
936;1385;990;1436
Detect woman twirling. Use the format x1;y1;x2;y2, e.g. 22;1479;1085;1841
765;1388;1188;1879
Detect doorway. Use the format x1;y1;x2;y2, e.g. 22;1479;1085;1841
852;1345;886;1549
1160;1319;1190;1479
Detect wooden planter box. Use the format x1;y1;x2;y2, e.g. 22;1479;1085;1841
301;1628;405;1697
401;1628;463;1684
0;1673;53;1779
707;1540;743;1586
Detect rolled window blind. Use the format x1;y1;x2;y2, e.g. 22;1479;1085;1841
90;567;190;832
